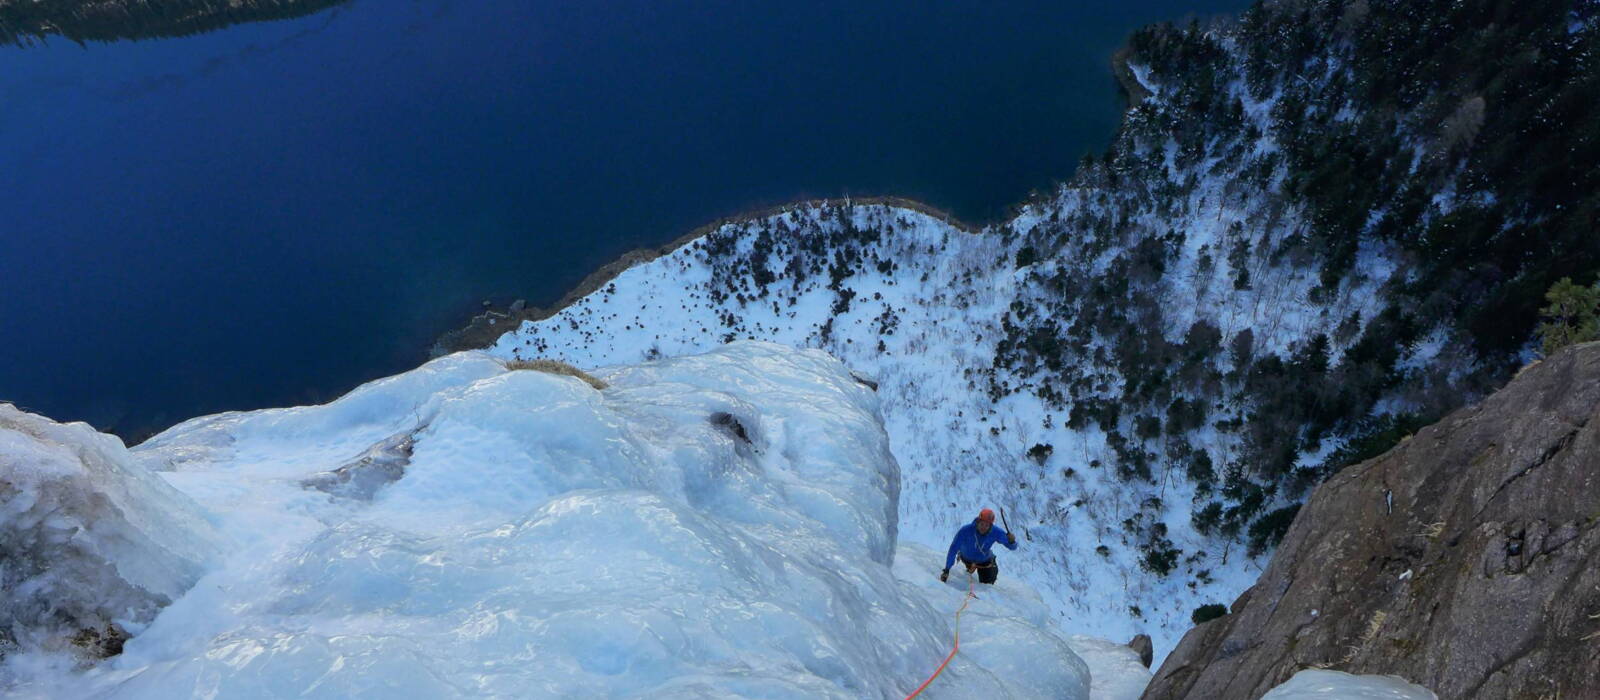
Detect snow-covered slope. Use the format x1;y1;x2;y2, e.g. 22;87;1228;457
478;0;1575;657
2;343;1141;698
487;203;1287;657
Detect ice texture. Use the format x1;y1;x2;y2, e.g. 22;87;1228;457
4;343;1136;698
0;405;220;665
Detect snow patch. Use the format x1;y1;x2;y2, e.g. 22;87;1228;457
1262;669;1437;700
1065;636;1153;700
1128;62;1161;97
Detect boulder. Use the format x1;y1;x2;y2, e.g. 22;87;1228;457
1128;634;1154;668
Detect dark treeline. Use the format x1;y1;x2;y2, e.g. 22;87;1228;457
0;0;348;46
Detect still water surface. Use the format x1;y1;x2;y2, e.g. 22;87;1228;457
0;0;1247;439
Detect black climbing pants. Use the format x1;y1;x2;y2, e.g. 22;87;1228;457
958;555;998;584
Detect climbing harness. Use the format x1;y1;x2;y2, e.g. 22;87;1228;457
903;569;978;699
961;556;996;573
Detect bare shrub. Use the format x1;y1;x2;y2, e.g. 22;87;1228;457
504;359;608;390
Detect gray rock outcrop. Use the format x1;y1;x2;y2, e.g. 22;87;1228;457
1143;342;1600;699
1128;634;1154;668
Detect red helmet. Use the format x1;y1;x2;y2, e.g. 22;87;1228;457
977;508;995;523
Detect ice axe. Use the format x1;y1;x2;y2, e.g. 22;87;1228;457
1000;506;1014;541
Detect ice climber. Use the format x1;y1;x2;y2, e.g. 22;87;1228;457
940;508;1017;585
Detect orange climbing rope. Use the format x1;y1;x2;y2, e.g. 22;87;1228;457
903;570;978;699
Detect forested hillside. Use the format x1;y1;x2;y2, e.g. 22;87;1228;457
995;0;1599;561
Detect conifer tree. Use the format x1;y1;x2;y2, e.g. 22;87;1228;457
1536;277;1600;356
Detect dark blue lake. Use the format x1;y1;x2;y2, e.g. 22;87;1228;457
0;0;1247;440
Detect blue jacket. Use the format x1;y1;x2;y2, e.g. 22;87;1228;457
944;520;1018;569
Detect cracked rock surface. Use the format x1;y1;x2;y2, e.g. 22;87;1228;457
1143;342;1600;700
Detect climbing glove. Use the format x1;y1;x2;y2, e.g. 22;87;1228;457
1007;532;1016;545
939;568;949;582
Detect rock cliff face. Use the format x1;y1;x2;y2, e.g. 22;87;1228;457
1144;342;1600;699
0;0;346;46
